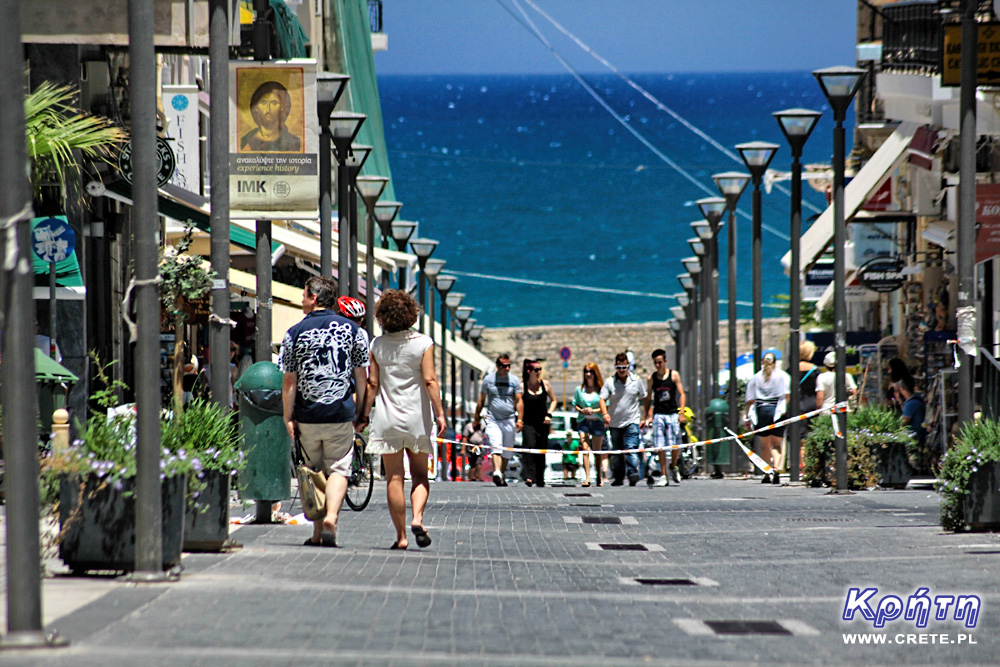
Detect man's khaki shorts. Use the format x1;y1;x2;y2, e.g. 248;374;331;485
297;421;354;478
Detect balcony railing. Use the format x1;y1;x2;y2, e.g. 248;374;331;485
369;0;383;34
980;347;1000;421
881;1;942;73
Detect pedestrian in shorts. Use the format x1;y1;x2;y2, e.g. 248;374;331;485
643;348;686;486
473;354;523;486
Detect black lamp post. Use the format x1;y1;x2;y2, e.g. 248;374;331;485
696;197;727;399
329;111;366;293
682;256;703;423
316;74;350;280
669;303;687;379
345;145;373;300
436;276;458;411
813;65;866;494
736;141;780;373
409;238;439;334
454;306;475;432
712;172;750;437
423;258;446;356
390;220;417;288
773;107;822;483
373;200;402;249
667;319;681;371
355;174;389;335
444;291;465;465
677;271;698;418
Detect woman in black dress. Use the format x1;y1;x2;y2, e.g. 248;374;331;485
520;358;558;487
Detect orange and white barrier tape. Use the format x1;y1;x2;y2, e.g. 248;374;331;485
725;427;774;476
430;401;851;457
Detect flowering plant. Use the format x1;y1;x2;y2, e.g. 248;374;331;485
802;406;913;489
938;419;1000;532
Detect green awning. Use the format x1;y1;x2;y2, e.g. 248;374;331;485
104;180;281;254
34;348;79;384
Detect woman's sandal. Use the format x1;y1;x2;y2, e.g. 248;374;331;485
390;541;407;550
410;525;432;548
581;482;591;487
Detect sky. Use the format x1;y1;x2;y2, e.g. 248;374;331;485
375;0;857;76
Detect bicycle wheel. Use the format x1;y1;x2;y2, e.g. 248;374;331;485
345;432;374;511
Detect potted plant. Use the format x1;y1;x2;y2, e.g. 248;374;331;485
40;360;192;574
802;412;878;490
938;419;1000;532
162;397;244;551
849;406;914;489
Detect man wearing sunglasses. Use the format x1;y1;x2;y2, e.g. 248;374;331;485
473;354;524;486
599;352;648;486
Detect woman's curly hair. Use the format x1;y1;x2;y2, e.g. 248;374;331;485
375;289;420;333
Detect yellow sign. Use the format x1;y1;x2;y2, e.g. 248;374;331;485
942;22;1000;87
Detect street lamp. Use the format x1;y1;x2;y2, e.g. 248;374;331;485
469;325;485;348
677;271;699;426
774;107;822;483
436;275;458;414
696;197;727;401
373;200;402;249
712;172;750;436
736;141;780;373
354;174;388;334
345;145;373;300
423;258;446;356
408;238;439;334
454;305;475;436
813;65;866;494
390;220;417;289
329;111;366;294
316;74;350;280
444;291;465;458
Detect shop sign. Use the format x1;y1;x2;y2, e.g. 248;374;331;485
163;85;200;194
852;222;896;267
858;256;905;293
942;22;1000;87
975;183;1000;264
118;136;176;188
803;258;834;302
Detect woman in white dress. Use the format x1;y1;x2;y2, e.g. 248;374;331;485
744;351;791;484
357;290;446;549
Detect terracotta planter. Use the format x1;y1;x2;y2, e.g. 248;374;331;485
58;474;186;574
183;470;232;552
963;461;1000;531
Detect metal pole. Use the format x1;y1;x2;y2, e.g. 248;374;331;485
832;110;849;493
688;293;698;417
751;183;763;372
349;183;359;300
788;149;803;482
0;0;57;642
700;263;710;431
710;234;721;398
957;0;977;428
319;131;332;277
418;270;426;333
365;211;375;335
726;210;739;472
209;0;231;408
451;318;458;434
441;298;449;410
255;223;272;363
428;287;436;358
337;161;350;295
130;0;165;577
49;262;57;358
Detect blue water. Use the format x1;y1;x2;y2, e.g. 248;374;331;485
378;71;844;328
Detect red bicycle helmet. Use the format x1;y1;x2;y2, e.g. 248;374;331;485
337;295;366;321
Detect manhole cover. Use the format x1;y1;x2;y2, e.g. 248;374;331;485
583;516;622;525
635;578;696;586
599;543;647;551
565;493;592;497
705;621;791;635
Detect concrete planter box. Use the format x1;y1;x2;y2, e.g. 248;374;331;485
963;462;1000;531
875;441;912;489
183;470;232;552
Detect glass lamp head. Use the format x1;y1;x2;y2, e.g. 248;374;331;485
316;72;349;121
736;141;780;181
373;201;402;226
670;305;687;321
436;273;457;294
328;111;367;144
712;172;751;209
408;237;438;261
773;108;822;154
681;256;701;274
445;292;465;311
674;292;690;307
812;66;866;120
691;220;715;241
345;144;373;171
677;273;695;291
687;237;705;256
390;220;417;251
696;197;727;230
355;175;388;209
455;306;474;323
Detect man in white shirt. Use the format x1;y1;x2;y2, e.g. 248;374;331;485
815;351;857;410
600;352;648;486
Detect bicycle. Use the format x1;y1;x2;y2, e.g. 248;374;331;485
345;431;374;511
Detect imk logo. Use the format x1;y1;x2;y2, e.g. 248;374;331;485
238;180;267;194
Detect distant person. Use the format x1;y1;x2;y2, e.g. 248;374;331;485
473;354;523;487
600;352;647;486
745;351;790;485
462;419;485;482
337;295;367;327
887;357;914;411
562;427;580;482
643;348;686;487
897;377;926;452
280;276;369;547
520;358;557;487
798;340;820;414
357;289;446;550
240;81;302;152
815;350;858;411
572;362;608;487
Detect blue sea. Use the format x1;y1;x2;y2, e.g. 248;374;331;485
378;71;845;328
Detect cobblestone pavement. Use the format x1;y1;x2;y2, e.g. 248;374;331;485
2;476;999;666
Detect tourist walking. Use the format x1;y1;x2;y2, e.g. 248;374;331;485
744;351;790;484
600;352;647;486
572;362;608;486
643;348;686;486
520;358;558;487
280;276;369;547
357;289;446;550
473;354;523;487
462;419;485;481
815;350;858;411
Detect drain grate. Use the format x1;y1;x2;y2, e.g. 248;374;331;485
564;493;592;497
598;543;647;551
705;621;792;635
571;503;601;507
784;517;856;522
583;516;621;525
635;578;696;586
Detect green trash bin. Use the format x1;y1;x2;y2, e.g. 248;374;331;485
705;397;730;467
234;362;291;506
35;348;78;437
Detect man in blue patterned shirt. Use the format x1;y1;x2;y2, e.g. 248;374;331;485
280;276;369;546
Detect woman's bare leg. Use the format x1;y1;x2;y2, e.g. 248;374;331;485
407;450;430;529
382;452;407;547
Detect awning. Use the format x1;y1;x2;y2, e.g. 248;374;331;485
421;313;492;373
908;125;940;170
102;180;282;255
782;121;920;273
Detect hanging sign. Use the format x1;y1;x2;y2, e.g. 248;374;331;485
975;182;1000;264
31;216;76;263
857;256;905;293
118;136;176;188
229;59;319;220
942;22;1000;87
162;84;200;194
